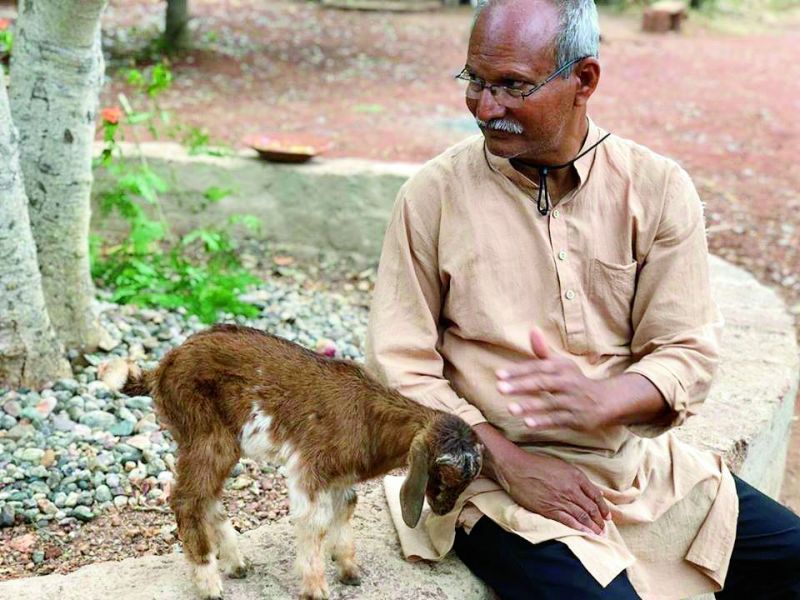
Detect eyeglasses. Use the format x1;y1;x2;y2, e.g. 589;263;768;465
455;56;588;108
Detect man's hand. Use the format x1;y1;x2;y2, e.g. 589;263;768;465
496;327;670;431
474;422;610;535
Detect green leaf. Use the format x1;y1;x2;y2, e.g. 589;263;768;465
127;111;153;125
103;123;118;142
229;214;262;233
148;63;173;97
203;186;234;203
126;69;144;87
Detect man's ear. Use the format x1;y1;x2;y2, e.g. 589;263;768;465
574;57;600;107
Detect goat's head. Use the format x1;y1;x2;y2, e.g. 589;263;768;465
400;413;483;528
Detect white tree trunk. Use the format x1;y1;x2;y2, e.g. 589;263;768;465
9;0;107;351
0;77;71;387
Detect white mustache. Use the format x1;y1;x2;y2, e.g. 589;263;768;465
476;118;524;135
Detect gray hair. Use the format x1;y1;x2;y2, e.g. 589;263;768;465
473;0;600;75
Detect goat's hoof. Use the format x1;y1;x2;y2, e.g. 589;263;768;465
337;561;361;586
298;588;329;600
194;562;224;600
226;558;252;579
227;565;248;580
339;572;362;586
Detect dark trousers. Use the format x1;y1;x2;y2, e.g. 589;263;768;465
453;476;800;599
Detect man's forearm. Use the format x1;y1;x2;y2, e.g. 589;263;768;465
600;373;674;427
472;422;516;490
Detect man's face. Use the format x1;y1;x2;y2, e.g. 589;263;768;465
465;0;576;161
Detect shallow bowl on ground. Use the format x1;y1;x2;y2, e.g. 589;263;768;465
244;132;333;163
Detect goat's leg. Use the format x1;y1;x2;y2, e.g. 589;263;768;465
287;473;333;600
172;436;239;600
328;486;361;586
208;499;250;579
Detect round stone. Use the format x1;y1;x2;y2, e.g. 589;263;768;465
0;505;15;527
78;410;117;430
124;396;152;411
72;506;94;521
95;485;112;503
109;420;135;437
16;448;45;463
51;413;76;432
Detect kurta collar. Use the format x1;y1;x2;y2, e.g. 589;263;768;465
484;117;606;192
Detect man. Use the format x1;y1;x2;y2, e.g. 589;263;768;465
365;0;800;598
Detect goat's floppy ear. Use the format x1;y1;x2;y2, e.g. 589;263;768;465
400;433;429;528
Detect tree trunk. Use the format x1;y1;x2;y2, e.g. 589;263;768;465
164;0;189;53
9;0;107;351
0;78;71;388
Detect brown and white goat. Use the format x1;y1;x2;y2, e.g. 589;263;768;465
113;323;483;600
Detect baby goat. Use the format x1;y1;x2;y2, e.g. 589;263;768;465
114;323;483;600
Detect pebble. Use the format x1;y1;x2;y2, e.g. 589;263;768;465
35;397;58;419
15;448;45;463
95;485;113;503
73;506;94;521
109;420;135;437
51;413;75;432
1;505;15;526
5;424;35;441
79;411;117;430
230;474;253;490
2;400;21;417
9;532;37;553
126;434;151;451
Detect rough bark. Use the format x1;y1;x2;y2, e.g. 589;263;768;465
9;0;107;351
0;77;71;388
164;0;189;53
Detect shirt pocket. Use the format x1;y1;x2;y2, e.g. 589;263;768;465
588;258;638;349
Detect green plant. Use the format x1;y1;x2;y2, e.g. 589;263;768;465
0;18;14;71
92;62;262;323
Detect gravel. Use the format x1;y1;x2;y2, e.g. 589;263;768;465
0;247;374;534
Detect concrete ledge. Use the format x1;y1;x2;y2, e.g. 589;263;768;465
17;148;791;599
681;256;798;497
92;143;416;260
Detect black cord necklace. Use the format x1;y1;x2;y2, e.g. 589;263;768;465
513;132;612;216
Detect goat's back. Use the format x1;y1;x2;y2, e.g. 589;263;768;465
150;324;411;478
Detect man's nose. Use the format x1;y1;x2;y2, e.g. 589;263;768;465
474;87;506;122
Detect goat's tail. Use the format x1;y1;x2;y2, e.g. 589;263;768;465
98;357;155;397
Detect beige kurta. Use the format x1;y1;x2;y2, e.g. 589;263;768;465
366;120;738;600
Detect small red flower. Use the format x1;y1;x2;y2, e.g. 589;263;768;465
0;19;10;31
101;106;123;125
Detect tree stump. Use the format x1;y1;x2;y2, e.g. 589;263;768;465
643;1;688;33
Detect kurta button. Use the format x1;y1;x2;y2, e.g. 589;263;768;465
558;250;567;261
565;289;576;300
552;209;561;218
